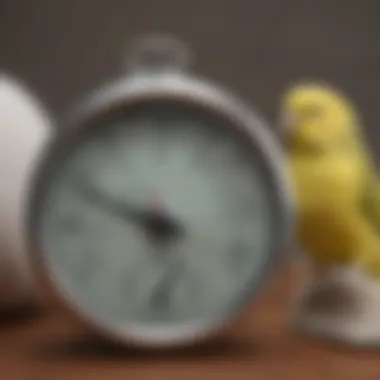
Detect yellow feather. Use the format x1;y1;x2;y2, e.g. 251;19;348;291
281;82;380;277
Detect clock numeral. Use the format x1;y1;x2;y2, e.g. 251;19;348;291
183;271;202;310
76;250;99;285
153;120;168;162
57;214;83;234
119;261;143;301
228;241;252;272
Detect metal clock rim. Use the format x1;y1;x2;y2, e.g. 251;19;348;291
27;71;294;348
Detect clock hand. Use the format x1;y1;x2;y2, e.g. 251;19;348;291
150;252;184;311
75;178;185;239
75;177;147;222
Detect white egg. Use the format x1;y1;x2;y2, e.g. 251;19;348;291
0;73;52;309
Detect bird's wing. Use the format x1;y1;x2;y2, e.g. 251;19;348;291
361;169;380;231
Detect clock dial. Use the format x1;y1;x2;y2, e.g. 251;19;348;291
35;101;280;337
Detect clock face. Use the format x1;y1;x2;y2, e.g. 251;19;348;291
34;100;279;336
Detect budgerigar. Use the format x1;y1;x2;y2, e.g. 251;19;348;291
279;82;380;278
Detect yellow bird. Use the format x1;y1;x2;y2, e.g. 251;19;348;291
280;82;380;277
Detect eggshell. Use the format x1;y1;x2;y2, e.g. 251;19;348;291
0;73;52;309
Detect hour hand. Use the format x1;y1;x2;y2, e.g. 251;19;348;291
149;257;184;312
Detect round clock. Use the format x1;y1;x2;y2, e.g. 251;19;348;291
27;35;292;348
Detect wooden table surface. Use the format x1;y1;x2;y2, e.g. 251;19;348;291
1;261;380;380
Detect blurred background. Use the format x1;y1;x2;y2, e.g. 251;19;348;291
1;2;380;377
1;0;380;155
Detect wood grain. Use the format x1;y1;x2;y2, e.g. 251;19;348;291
0;261;379;379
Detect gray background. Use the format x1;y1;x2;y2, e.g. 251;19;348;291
1;0;380;153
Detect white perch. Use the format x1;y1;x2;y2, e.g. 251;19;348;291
292;262;380;347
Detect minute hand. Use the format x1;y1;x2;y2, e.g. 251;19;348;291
76;179;150;223
76;179;184;237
